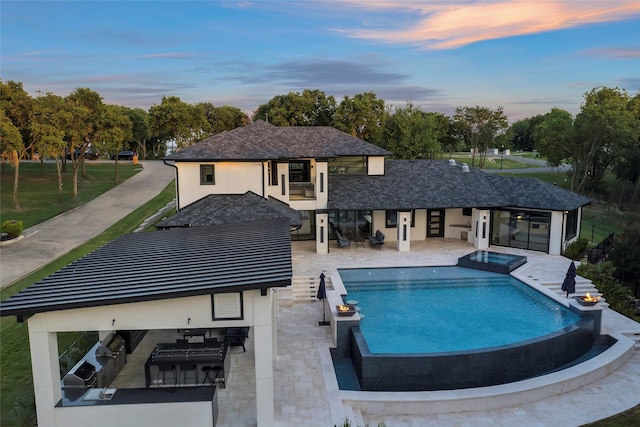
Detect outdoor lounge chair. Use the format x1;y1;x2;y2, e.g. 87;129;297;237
334;229;351;248
368;230;385;249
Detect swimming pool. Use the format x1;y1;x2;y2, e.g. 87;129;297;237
333;266;597;391
339;266;579;353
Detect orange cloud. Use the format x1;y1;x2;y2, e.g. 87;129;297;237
334;1;640;49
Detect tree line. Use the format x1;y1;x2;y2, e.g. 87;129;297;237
1;81;638;210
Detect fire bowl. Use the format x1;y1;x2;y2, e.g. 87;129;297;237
336;304;356;317
573;296;600;306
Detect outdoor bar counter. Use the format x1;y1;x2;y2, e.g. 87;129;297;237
144;341;229;388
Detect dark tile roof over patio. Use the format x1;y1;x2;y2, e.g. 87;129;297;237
163;120;390;161
0;219;292;321
156;192;302;229
328;160;591;211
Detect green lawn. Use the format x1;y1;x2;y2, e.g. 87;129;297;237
0;182;175;421
1;161;141;228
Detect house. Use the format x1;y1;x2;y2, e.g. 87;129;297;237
0;219;292;427
163;120;590;255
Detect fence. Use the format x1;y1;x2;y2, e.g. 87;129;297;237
587;232;615;264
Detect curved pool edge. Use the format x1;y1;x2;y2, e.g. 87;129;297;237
339;331;635;416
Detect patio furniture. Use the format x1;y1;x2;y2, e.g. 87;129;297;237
225;327;250;352
334;229;350;248
368;230;385;249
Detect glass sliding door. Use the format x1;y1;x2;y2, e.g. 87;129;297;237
491;210;550;252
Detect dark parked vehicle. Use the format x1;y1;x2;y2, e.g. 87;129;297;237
66;150;99;160
110;151;135;160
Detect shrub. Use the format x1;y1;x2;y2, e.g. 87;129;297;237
563;237;589;260
2;220;23;238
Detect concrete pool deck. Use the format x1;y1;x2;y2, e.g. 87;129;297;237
212;239;640;426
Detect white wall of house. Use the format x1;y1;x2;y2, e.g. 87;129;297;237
315;161;328;209
367;156;385;175
443;209;473;241
316;212;329;254
27;290;277;427
396;211;412;251
177;162;264;209
472;209;491;249
549;210;564;256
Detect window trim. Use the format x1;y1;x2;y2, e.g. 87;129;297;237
200;164;215;185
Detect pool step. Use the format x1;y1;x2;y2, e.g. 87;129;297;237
541;280;609;307
290;273;332;302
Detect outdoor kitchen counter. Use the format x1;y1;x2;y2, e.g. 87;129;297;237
57;386;217;406
144;341;230;388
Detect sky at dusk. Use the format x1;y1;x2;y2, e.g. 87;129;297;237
2;0;639;121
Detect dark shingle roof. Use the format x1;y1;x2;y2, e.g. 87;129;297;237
164;120;390;161
0;219;292;320
156;192;302;228
328;160;591;211
483;174;592;211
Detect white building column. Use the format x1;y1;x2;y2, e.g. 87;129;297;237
315;212;329;254
253;289;275;427
28;314;60;427
474;209;490;249
549;210;564;255
396;211;411;252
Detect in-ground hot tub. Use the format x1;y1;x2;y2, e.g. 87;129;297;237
333;266;598;391
457;250;527;274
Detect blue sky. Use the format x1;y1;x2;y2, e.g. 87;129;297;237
2;1;639;121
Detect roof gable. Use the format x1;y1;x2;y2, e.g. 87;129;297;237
0;219;292;320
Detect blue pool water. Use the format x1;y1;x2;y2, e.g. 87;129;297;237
339;266;581;354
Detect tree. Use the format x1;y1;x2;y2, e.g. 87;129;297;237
123;107;151;159
253;89;336;126
383;102;442;159
608;224;640;298
452;105;508;168
197;103;248;135
612;92;640;206
148;96;207;151
506;115;543;152
0;81;34;210
0;108;24;210
31;92;67;200
64;88;105;197
334;92;387;145
532;108;575;168
95;105;132;181
572;87;638;194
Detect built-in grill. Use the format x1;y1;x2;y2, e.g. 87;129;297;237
95;334;126;388
62;360;97;389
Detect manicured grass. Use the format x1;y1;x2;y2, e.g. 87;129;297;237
445;155;543;170
1;161;141;228
0;182;175;419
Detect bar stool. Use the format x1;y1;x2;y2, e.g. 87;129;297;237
181;364;198;386
158;364;177;386
201;365;225;388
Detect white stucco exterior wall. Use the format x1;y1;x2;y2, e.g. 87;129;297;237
396;211;411;251
367;156;385;175
252;289;275;427
473;209;491;249
316;212;329;254
549;210;564;255
176;162;265;209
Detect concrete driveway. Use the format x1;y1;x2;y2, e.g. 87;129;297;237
0;161;175;289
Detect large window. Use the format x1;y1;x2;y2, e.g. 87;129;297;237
565;209;578;240
491;210;550;252
328;156;367;174
385;210;415;228
289;160;310;182
200;164;215;185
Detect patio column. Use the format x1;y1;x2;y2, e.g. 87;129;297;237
315;212;329;254
474;209;490;249
253;289;275;427
396;211;411;252
549;210;563;255
28;314;60;427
